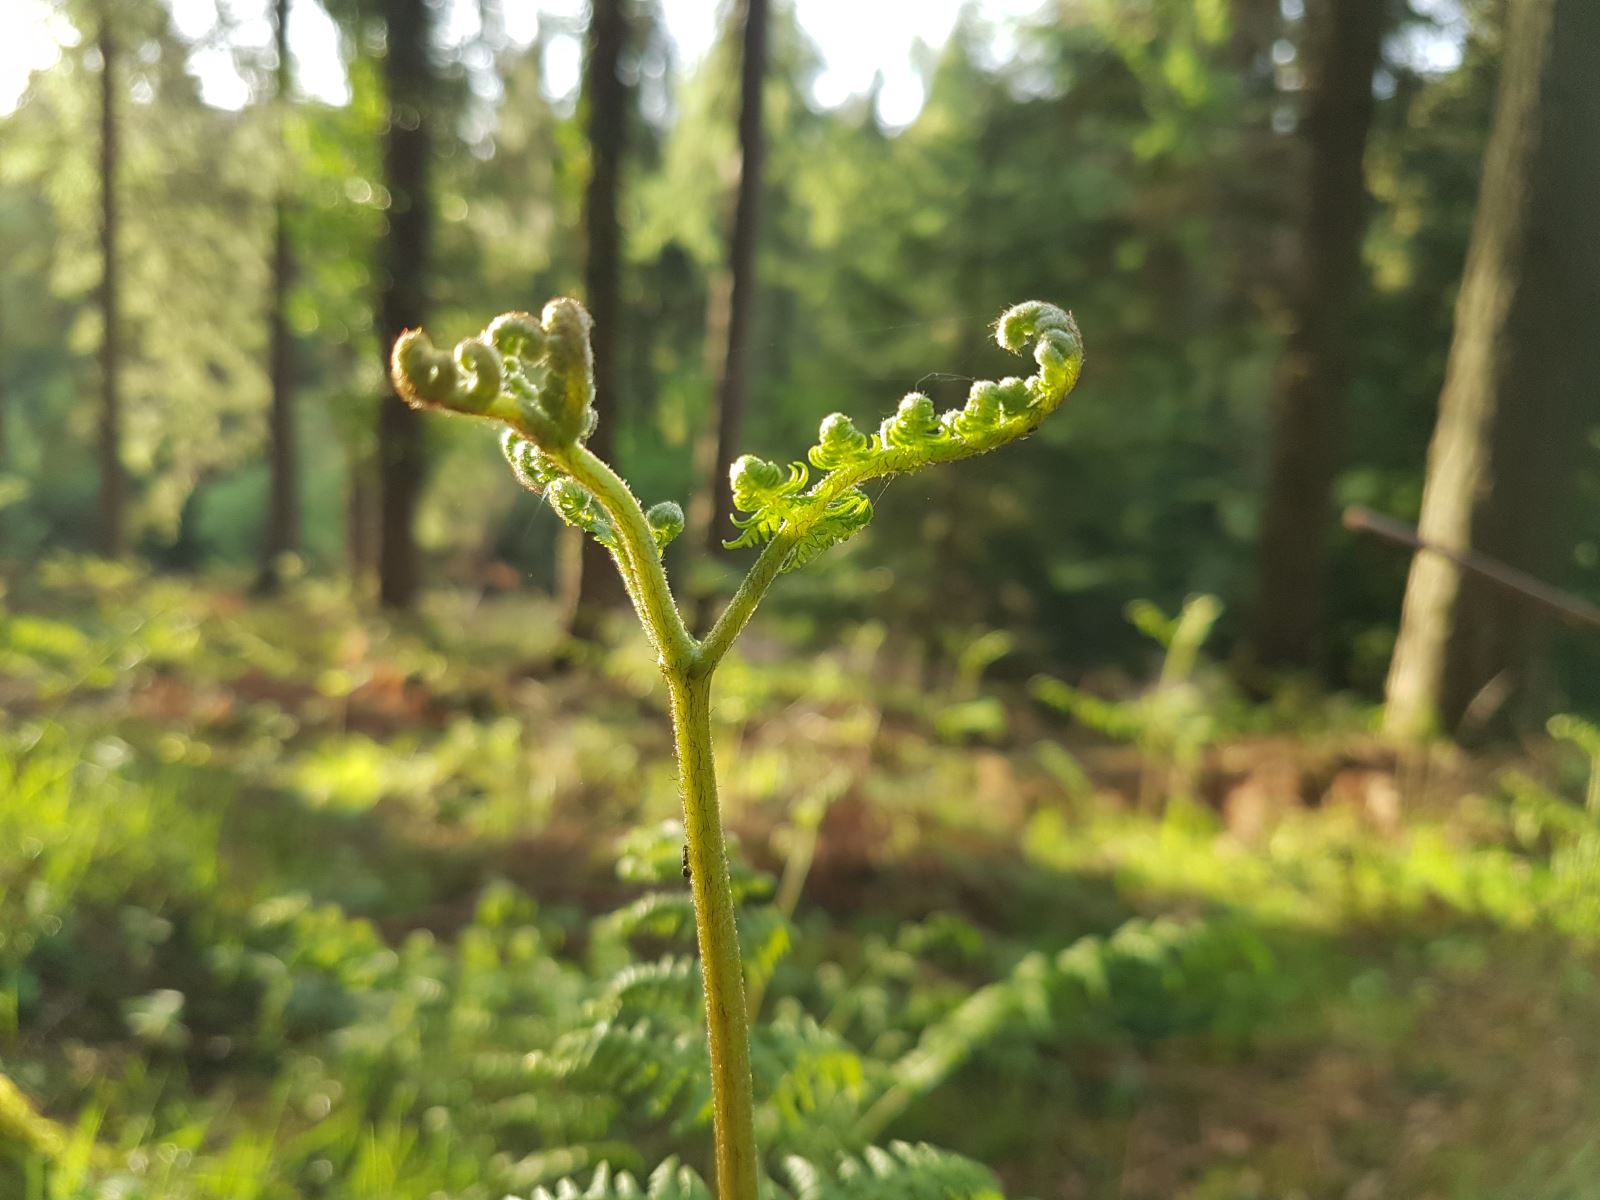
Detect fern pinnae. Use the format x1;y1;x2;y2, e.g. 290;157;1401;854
525;1143;1004;1200
526;1155;711;1200
806;413;872;471
721;301;1082;574
592;954;702;1022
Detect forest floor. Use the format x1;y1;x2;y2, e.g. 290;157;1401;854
2;558;1598;1200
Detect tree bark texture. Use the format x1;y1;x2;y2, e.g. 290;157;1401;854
571;0;633;634
705;0;769;557
1384;0;1600;738
259;0;298;590
1250;0;1385;667
376;0;433;610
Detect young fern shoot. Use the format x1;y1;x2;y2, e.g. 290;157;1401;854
390;298;1083;1199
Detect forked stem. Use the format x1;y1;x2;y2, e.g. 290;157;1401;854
553;423;761;1198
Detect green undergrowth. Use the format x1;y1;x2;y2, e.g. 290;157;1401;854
3;561;1600;1198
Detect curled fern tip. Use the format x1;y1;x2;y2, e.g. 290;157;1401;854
721;299;1084;573
647;501;686;552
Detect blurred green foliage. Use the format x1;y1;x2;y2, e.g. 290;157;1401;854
2;563;1600;1197
3;2;1600;1195
3;1;1594;696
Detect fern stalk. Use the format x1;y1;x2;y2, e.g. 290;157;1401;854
390;296;1082;1198
668;672;760;1198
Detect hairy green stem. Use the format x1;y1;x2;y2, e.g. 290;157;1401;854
545;440;697;670
667;670;760;1200
699;532;793;672
567;435;760;1196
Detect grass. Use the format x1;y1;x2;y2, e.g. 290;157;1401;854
2;556;1598;1198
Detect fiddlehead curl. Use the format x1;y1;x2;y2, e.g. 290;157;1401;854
496;430;613;549
484;310;545;362
539;297;599;442
725;456;810;550
499;429;557;492
647;502;686;552
391;334;503;414
879;392;950;456
807;413;872;471
723;300;1082;573
392;297;600;447
784;489;875;572
394;300;695;562
392;296;696;668
546;478;619;549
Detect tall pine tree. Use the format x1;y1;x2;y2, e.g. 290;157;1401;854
703;0;769;561
569;0;634;634
258;0;298;590
1250;0;1385;668
376;0;434;609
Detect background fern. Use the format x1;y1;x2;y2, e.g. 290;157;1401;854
521;1141;1004;1200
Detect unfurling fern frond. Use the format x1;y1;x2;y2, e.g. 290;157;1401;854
394;299;596;443
385;299;1089;1199
726;457;811;550
393;300;688;563
782;489;874;574
806;413;871;471
723;301;1083;572
646;502;686;551
521;1142;1005;1200
499;429;686;556
547;478;620;549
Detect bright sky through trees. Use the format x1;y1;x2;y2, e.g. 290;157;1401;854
1;0;1049;124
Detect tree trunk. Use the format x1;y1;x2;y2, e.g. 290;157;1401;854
97;10;125;558
685;268;731;565
1249;0;1384;668
703;0;769;560
376;0;433;610
258;0;298;591
1384;0;1600;739
570;0;632;636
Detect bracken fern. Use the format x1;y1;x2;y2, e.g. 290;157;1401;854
391;297;1084;1198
